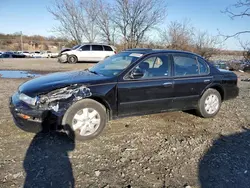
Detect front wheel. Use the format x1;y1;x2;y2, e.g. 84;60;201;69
62;99;107;141
196;88;222;118
67;55;78;64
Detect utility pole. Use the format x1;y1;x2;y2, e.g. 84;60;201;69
20;31;23;51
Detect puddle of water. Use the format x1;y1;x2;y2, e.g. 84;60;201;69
0;70;41;78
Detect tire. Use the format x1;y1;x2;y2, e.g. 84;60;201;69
62;99;107;141
67;55;78;64
196;88;222;118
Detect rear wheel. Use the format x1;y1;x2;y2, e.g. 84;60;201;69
62;99;107;141
197;88;221;118
67;55;78;64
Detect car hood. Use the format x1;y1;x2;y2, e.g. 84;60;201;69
62;49;76;54
19;70;112;96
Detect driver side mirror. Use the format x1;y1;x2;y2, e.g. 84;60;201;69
130;68;144;79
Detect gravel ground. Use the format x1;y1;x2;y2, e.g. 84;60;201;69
0;58;94;72
0;59;250;188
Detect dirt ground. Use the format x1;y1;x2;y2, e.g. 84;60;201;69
0;59;250;188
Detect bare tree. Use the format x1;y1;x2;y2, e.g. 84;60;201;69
159;20;220;60
221;1;250;59
194;31;220;60
223;0;250;39
48;0;83;43
48;0;100;43
79;0;99;42
96;0;116;44
159;20;194;50
239;40;250;61
113;0;167;49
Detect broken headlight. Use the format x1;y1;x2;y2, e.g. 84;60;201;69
19;93;37;106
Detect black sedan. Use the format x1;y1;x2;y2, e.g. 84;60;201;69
9;49;239;140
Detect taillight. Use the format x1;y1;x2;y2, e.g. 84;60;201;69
114;51;117;54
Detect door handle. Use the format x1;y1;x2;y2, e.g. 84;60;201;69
163;82;173;87
204;79;211;83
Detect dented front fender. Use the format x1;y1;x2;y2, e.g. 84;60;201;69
37;84;92;115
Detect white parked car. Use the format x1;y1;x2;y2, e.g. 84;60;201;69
41;51;59;58
58;44;116;63
30;51;42;58
22;51;32;57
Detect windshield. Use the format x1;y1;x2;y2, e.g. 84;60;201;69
72;45;81;50
89;52;144;77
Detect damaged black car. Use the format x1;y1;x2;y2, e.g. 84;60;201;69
9;49;239;140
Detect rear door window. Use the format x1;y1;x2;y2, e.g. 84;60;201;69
92;45;104;51
173;54;199;76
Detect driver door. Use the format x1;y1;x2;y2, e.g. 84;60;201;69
117;54;175;116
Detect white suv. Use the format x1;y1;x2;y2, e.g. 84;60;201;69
58;44;116;63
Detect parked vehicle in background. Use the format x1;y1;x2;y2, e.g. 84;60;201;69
227;60;241;71
40;51;59;58
213;61;229;70
22;51;32;58
50;52;59;58
240;61;250;72
0;52;26;58
58;43;116;63
30;51;42;58
10;49;239;141
15;51;31;58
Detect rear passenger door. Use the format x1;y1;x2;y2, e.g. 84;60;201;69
91;45;105;61
171;53;212;109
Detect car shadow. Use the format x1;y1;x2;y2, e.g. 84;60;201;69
77;61;98;64
23;130;75;188
183;109;197;116
199;128;250;188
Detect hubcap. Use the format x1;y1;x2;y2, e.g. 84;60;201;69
204;94;219;114
70;57;75;62
72;108;101;136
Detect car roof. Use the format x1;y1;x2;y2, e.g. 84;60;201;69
123;48;204;58
81;43;113;46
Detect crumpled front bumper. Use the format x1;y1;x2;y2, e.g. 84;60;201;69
57;54;68;63
9;92;45;133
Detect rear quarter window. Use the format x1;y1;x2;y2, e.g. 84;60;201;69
103;45;113;51
197;57;209;74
